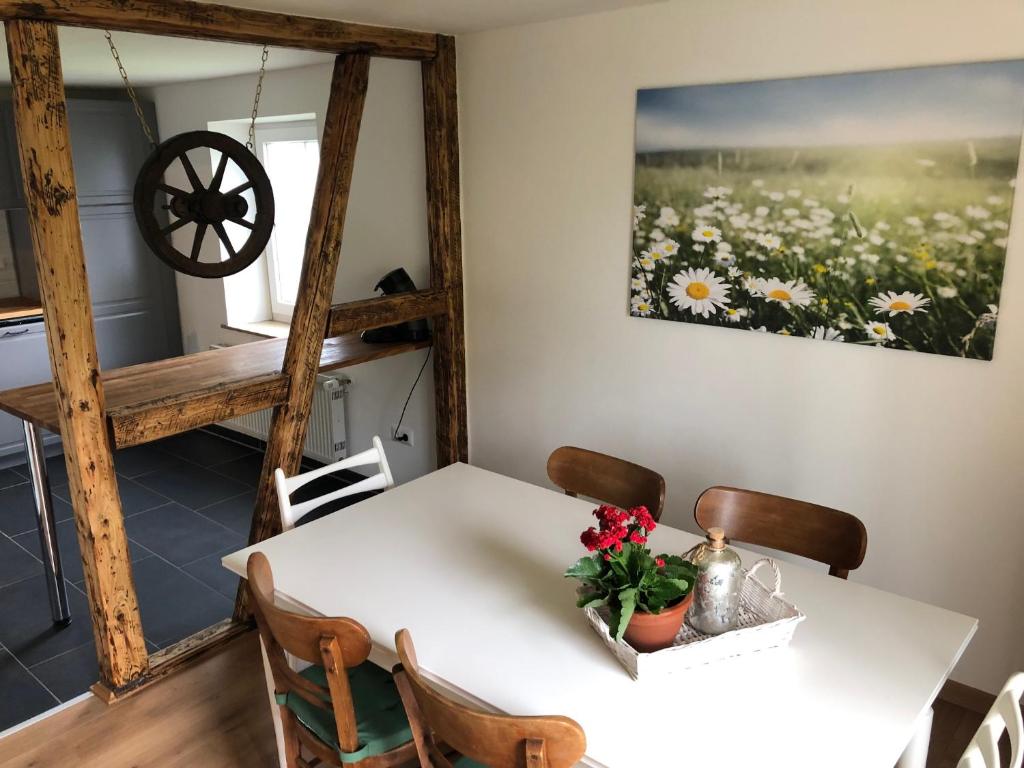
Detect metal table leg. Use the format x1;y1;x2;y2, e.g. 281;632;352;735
22;421;71;626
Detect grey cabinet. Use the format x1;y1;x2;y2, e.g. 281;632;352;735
0;103;24;210
0;97;182;464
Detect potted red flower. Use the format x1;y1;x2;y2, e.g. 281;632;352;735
565;504;697;652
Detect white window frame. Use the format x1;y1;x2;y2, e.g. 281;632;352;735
256;120;319;322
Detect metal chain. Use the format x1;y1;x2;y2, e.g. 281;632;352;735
247;44;270;151
104;30;157;148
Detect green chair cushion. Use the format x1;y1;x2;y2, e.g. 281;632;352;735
275;662;412;764
454;757;488;767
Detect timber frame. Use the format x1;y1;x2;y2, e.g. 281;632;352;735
0;0;468;699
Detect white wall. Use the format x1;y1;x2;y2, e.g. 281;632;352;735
149;60;436;481
458;0;1024;693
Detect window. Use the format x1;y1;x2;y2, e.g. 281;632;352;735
256;121;320;321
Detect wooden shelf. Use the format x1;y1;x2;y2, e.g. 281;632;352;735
0;296;43;322
0;333;430;448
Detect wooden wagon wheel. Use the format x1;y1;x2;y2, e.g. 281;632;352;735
133;130;275;279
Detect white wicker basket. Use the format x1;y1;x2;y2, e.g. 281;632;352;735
584;558;805;679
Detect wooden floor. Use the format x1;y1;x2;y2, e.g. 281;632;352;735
0;632;277;768
0;631;993;767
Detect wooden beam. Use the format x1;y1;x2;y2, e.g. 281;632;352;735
422;35;469;466
0;0;437;60
5;19;148;689
325;288;448;337
235;52;371;620
109;373;290;448
91;619;253;704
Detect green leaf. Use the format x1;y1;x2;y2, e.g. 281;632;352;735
564;556;603;580
612;587;638;642
576;593;607;609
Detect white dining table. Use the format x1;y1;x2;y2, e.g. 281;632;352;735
222;462;977;768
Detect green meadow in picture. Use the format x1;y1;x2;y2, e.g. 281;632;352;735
630;61;1024;360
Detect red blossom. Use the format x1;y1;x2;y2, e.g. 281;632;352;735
629;531;647;545
655;557;665;567
630;506;657;533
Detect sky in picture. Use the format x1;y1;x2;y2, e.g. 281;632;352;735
636;60;1024;151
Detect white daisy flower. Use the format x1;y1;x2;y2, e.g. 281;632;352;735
724;307;747;323
640;248;666;264
657;239;680;257
768;191;785;202
712;250;736;267
631;294;656;317
868;291;931;316
754;206;770;217
638;256;655;271
743;275;765;296
860;252;881;265
692;243;706;253
786;188;802;198
863;321;897;343
811;326;844;342
836;194;850;204
649;227;666;242
829;237;843;246
783;208;800;217
727;266;742;279
904;216;924;228
759;277;815;308
986;195;1004;206
979;305;998;327
691;225;722;243
654;206;679;229
631;275;647;291
751;179;765;188
667;267;731;318
937;286;958;299
633;204;646;228
895;254;909;263
703;185;733;199
749;325;769;333
965;205;991;220
756;232;782;250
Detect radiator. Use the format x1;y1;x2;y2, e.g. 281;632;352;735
210;345;351;463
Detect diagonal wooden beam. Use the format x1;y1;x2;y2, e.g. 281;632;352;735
0;0;437;59
325;288;448;338
5;19;148;689
235;52;371;619
422;35;469;466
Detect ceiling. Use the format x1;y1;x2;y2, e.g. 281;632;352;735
0;0;665;88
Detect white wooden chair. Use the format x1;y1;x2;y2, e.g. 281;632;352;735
958;672;1024;768
274;435;395;532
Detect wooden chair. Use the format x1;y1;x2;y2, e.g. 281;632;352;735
276;435;394;531
693;486;867;578
247;553;416;768
958;672;1023;768
392;629;586;768
546;445;666;521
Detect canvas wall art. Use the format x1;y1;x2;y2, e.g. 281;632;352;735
630;61;1024;360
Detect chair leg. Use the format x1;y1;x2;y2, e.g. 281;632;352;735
260;637;289;768
896;706;934;768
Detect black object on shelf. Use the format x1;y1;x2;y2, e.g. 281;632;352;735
362;268;431;344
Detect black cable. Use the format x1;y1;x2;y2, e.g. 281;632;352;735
393;346;431;440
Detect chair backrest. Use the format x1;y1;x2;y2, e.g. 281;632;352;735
276;435;395;531
247;552;373;754
959;672;1024;768
393;629;586;768
694;486;867;579
546;445;666;521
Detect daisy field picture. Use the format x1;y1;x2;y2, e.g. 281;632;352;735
629;60;1024;360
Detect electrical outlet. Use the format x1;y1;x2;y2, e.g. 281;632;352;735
391;424;415;447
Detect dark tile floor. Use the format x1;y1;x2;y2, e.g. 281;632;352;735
0;428;363;733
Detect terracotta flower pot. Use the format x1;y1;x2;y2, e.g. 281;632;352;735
622;592;693;653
